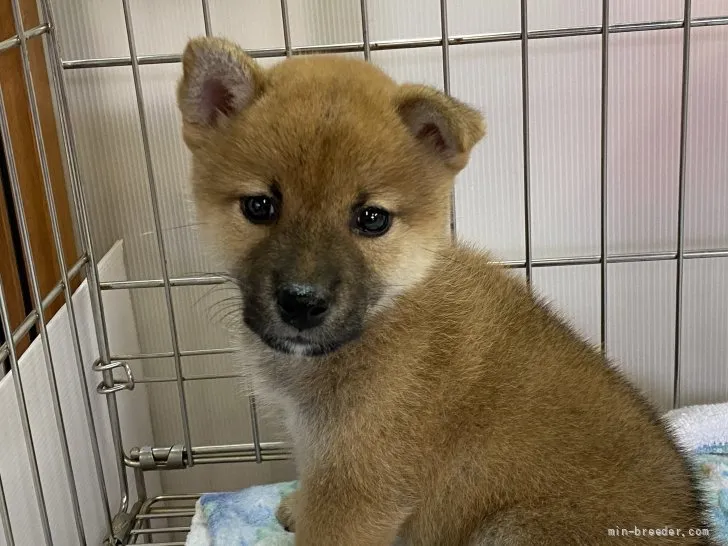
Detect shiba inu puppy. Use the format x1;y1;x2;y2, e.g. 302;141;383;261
177;36;713;545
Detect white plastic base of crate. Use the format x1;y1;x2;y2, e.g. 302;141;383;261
0;240;161;546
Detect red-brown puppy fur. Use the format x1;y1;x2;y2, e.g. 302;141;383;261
177;36;713;545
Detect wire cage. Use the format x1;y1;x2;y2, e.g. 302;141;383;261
0;0;727;545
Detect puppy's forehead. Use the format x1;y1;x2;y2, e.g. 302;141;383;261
232;57;416;199
267;55;399;100
259;57;404;146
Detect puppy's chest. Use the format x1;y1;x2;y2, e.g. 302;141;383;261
241;333;393;456
263;390;334;471
257;374;372;469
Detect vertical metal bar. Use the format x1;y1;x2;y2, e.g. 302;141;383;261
439;0;450;95
0;13;86;537
439;0;458;239
520;0;533;284
280;0;292;57
37;0;131;518
120;0;195;463
249;396;263;463
202;0;212;36
0;472;15;546
599;0;609;354
673;0;692;409
9;0;113;534
359;0;370;61
0;90;53;546
132;467;151;542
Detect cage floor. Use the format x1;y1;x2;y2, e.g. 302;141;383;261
126;495;199;546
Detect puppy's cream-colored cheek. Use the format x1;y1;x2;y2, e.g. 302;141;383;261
361;226;439;310
378;263;434;312
380;241;437;299
195;222;239;272
194;203;261;273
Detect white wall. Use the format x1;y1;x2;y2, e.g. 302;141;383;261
49;0;728;497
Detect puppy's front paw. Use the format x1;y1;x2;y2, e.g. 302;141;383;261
276;490;299;532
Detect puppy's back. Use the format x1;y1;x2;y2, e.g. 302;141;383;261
396;245;712;545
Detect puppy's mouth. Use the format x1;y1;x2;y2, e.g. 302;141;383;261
257;332;346;357
243;309;363;358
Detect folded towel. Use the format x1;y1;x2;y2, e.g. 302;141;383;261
186;403;728;546
664;402;728;454
664;402;728;544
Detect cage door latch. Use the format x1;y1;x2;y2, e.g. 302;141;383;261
132;444;186;470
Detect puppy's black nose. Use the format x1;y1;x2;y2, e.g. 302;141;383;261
276;284;330;330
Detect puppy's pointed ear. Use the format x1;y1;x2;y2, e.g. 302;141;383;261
177;37;266;145
394;84;485;172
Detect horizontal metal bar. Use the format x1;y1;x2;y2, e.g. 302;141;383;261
130;527;190;535
125;451;294;468
111;347;237;361
147;494;201;502
690;15;728;28
100;275;227;290
124;442;292;468
135;510;195;519
190;454;292;465
148;508;195;515
133;373;240;384
133;541;185;546
60;15;728;70
0;255;87;365
21;22;50;40
500;247;728;269
130;441;289;458
95;247;728;301
0;23;50;53
193;442;288;455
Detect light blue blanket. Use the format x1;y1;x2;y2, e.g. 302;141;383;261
185;403;728;545
186;481;298;546
696;448;728;544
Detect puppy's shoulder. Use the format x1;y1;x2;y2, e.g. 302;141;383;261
423;243;532;314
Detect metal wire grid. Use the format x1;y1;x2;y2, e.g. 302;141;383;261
0;0;726;544
0;0;111;544
128;495;200;546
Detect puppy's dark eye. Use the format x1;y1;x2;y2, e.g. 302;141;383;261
241;195;278;225
352;206;391;237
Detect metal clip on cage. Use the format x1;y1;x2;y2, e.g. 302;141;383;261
95;360;136;395
0;0;727;544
